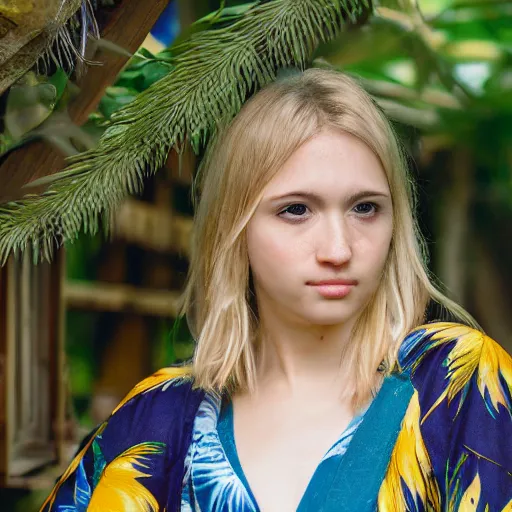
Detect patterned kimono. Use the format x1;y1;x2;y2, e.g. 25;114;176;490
41;322;512;511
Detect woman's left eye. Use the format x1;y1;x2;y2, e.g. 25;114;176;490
353;202;378;216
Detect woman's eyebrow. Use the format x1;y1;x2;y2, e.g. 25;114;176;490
267;190;390;204
346;190;390;203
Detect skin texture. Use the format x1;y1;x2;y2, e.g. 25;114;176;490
233;128;394;512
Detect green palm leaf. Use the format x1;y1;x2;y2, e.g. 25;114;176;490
0;0;370;264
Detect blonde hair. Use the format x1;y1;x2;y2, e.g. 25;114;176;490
179;68;476;407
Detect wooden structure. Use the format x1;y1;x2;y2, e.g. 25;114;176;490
0;0;183;490
64;149;195;402
0;251;64;488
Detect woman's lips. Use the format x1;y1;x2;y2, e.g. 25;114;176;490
307;280;357;299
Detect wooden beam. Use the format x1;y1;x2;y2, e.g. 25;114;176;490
64;280;181;317
0;253;65;486
114;198;193;255
70;0;170;126
0;0;170;202
50;250;66;468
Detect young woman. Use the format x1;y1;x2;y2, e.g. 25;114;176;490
42;69;512;512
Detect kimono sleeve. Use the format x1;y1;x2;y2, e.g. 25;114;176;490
39;367;200;512
402;322;512;511
39;422;106;511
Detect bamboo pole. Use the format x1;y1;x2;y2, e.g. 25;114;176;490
64;281;181;317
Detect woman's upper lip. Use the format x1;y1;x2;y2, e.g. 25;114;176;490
308;279;358;285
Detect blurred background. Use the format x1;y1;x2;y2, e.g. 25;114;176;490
0;0;510;509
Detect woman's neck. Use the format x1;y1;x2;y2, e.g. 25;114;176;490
253;312;359;401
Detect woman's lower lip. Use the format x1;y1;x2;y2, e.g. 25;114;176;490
310;284;355;298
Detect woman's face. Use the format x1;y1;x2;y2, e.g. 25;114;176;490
246;128;393;327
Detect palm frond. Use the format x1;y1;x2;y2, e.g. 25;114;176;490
0;0;370;264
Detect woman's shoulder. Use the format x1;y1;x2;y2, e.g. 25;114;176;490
382;323;512;510
96;364;204;453
105;364;204;426
40;366;204;511
397;321;512;418
111;364;197;414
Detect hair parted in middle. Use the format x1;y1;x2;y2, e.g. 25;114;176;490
179;67;476;407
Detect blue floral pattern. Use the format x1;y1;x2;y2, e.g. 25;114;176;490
180;391;367;511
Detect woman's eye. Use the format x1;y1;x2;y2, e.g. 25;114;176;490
279;203;309;219
353;202;378;216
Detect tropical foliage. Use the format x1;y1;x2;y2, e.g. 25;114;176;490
402;322;512;419
377;391;441;511
54;441;165;511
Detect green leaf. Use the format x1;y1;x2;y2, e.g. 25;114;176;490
47;67;70;104
171;1;259;50
5;81;56;139
98;90;138;120
115;61;174;92
135;47;157;60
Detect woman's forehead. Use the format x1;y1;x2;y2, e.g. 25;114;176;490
260;129;389;200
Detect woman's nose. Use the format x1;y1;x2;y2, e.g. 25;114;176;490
315;217;352;266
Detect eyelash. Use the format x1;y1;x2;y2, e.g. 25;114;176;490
278;202;379;221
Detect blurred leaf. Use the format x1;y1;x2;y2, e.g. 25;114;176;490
98;87;138;119
97;57;174;120
139;61;174;88
47;67;70;104
94;37;133;58
116;60;174;91
171;1;258;50
483;64;512;109
135;47;157;60
1;68;70;154
417;0;453;17
315;20;406;67
440;40;503;61
5;82;56;139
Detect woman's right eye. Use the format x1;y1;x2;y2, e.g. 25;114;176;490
278;203;310;220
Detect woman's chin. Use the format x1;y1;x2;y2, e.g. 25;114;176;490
298;307;358;327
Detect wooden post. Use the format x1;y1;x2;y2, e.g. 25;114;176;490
50;250;66;467
0;251;65;487
0;264;7;486
435;147;473;305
